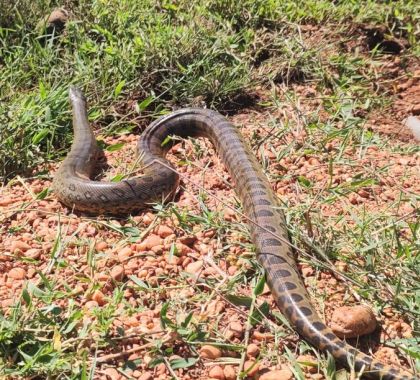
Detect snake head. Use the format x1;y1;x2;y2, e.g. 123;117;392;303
69;86;86;103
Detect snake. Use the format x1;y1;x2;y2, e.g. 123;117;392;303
53;87;414;380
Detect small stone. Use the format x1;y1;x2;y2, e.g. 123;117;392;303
155;362;167;375
47;8;68;28
259;368;293;380
209;365;225;379
1;299;14;308
138;373;153;380
330;305;377;338
200;345;222;359
96;241;108;251
111;265;125;281
246;343;260;358
24;248;41;260
10;241;31;252
227;266;238;276
8;267;26;280
252;331;274;342
85;300;99;309
229;321;243;338
223;365;236;380
142;234;163;250
175;243;192;255
243;360;259;376
104;367;120;379
0;197;14;206
179;235;196;246
301;265;314;277
185;260;203;275
157;225;174;238
118;246;132;262
92;290;106;306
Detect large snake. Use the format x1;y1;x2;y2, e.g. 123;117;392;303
53;87;414;380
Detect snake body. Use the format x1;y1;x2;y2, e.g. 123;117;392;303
53;87;413;380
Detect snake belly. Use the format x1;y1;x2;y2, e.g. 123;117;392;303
53;87;414;380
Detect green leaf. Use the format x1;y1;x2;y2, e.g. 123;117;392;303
110;174;125;182
181;311;193;328
32;129;50;144
22;288;31;306
138;95;154;111
27;281;48;298
161;135;172;147
250;301;269;326
253;275;265;297
170;357;199;369
105;142;125;152
226;294;252;307
39;81;47;100
114;80;126;98
297;176;312;188
36;188;49;199
128;275;149;289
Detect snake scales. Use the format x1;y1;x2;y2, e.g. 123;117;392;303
53;87;414;380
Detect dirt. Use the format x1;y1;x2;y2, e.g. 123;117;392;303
0;39;418;380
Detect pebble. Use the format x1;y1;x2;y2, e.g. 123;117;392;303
0;197;14;206
157;225;173;238
92;290;106;306
229;321;243;338
118;247;132;262
200;345;222;359
47;8;68;27
179;235;196;246
103;367;120;379
246;343;260;358
85;300;99;309
244;360;259;376
227;266;238;276
111;265;125;281
252;331;274;342
208;365;225;379
10;241;31;252
259;368;293;380
330;305;377;338
223;365;236;380
138;373;153;380
185;260;203;275
8;267;26;280
142;234;163;250
96;241;108;251
24;248;41;259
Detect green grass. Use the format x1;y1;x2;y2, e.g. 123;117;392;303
0;0;419;379
1;0;419;180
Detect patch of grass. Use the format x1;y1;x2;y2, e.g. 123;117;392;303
1;0;418;180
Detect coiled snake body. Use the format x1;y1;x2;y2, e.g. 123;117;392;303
53;87;413;380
